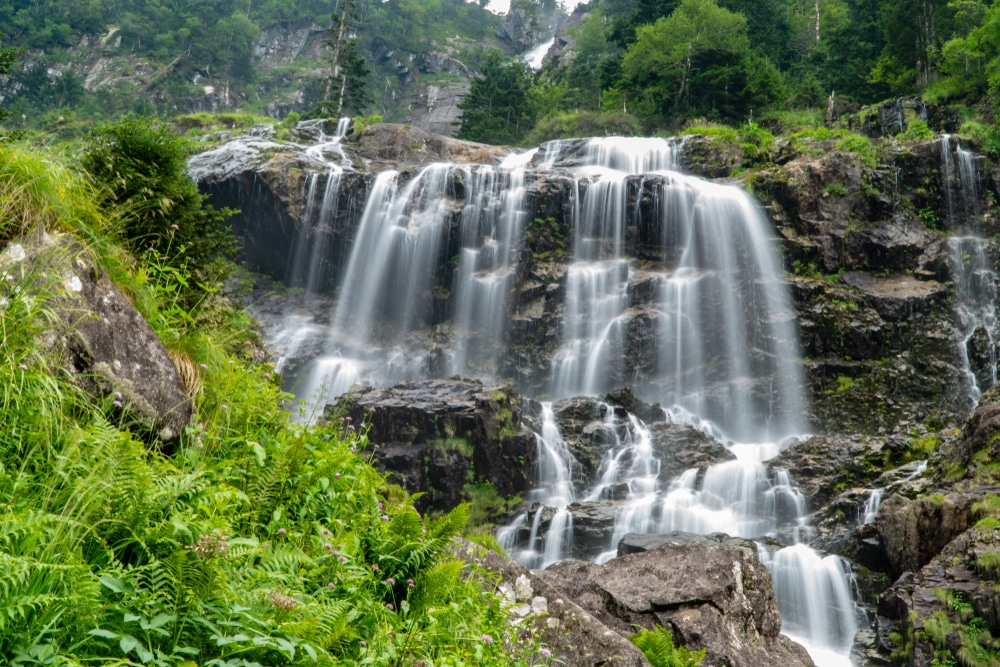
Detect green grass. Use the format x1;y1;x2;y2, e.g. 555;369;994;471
0;142;542;666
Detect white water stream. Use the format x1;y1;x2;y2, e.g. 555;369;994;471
941;136;998;407
265;133;865;665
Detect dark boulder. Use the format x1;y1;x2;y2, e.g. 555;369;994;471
330;380;534;513
876;491;978;578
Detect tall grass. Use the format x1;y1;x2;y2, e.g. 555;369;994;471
0;144;542;666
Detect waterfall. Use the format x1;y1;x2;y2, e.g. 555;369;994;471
286;117;352;293
267;131;859;666
654;175;807;442
941;138;997;406
499;403;577;568
548;138;805;442
448;158;531;376
758;544;860;667
288;159;531;413
862;489;883;524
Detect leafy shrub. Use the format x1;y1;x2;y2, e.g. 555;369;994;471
898;119;935;142
352;113;383;134
526;111;643;145
835;133;878;167
81;114;238;302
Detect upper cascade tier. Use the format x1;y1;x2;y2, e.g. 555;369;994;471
221;133;807;440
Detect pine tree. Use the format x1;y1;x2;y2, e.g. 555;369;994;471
316;2;372;117
456;49;536;145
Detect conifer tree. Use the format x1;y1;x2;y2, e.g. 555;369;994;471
316;1;372;117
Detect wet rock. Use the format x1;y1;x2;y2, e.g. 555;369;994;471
649;422;735;478
532;500;619;559
617;530;759;556
452;538;651;667
940;384;1000;481
604;387;666;424
0;232;193;445
768;435;882;511
679;134;746;179
497;6;552;53
330;380;533;514
347;123;510;171
540;395;731;489
539;541;816;667
876;491;978;578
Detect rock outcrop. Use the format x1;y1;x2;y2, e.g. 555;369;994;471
453;538;651;667
330;380;535;514
538;537;816;667
0;231;193;444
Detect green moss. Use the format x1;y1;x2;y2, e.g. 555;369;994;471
836;376;856;393
462;481;521;529
973;493;1000;521
431;437;473;456
906;434;943;462
977;551;1000;579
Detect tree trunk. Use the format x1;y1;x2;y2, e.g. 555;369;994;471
815;0;821;42
324;1;354;107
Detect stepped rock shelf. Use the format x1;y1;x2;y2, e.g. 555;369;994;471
190;120;1000;667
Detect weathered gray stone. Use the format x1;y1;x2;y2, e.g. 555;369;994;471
330;380;533;514
539;541;816;667
0;231;193;444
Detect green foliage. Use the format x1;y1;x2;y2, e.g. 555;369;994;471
313;4;373;119
0;135;530;667
526;111;642;144
905;435;942;462
923;591;1000;667
81;114;237;305
457;50;537;145
620;0;750;122
973;493;1000;522
835;133;877;167
630;625;706;667
898;120;936;142
352;114;384;134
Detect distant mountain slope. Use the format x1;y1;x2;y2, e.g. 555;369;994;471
0;0;560;134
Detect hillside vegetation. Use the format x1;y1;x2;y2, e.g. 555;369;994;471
0;117;541;667
4;0;1000;145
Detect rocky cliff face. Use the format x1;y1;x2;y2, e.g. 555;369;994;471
189;124;1000;437
190;121;1000;666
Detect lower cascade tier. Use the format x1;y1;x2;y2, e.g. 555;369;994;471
497;399;863;667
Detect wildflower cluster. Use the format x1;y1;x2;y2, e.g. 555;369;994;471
265;590;299;612
186;531;230;559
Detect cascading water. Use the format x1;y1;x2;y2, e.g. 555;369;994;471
758;544;860;667
514;137;854;667
551;139;680;397
941;136;998;407
861;460;927;524
269;118;354;413
499;403;577;568
270;131;860;666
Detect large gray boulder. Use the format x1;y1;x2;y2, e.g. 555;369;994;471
454;538;650;667
539;539;816;667
1;231;193;444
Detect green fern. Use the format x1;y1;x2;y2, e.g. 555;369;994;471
630;626;707;667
